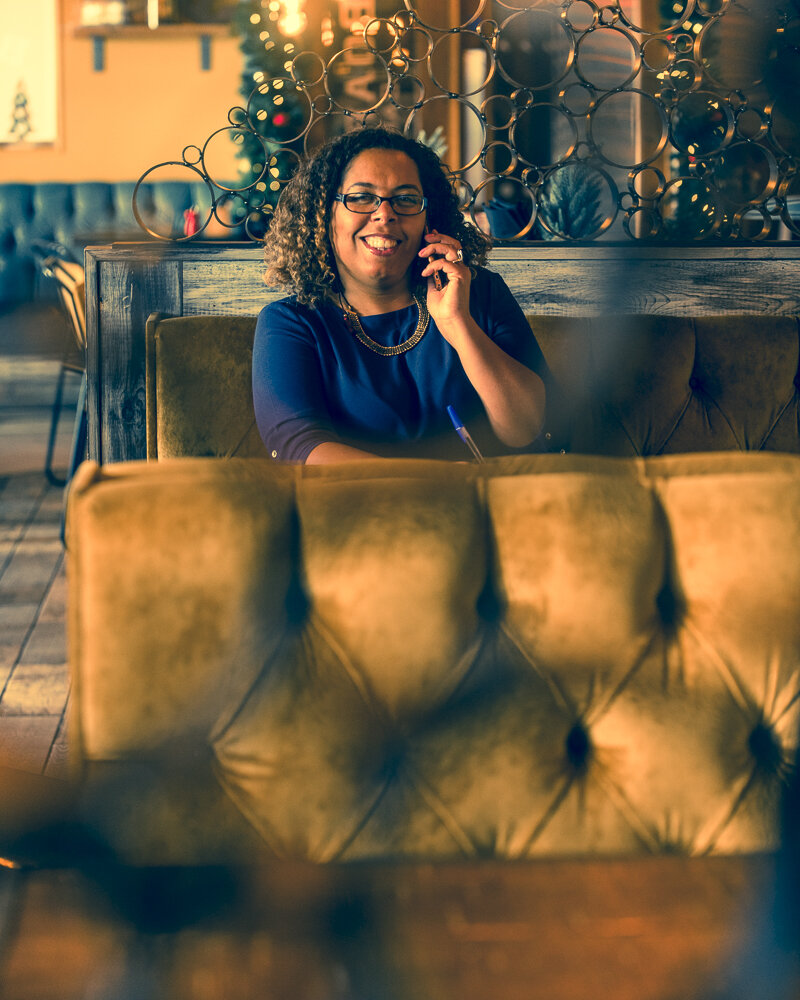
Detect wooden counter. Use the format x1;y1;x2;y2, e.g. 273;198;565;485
84;243;800;464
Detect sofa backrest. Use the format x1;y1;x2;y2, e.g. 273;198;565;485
67;452;800;864
145;312;800;460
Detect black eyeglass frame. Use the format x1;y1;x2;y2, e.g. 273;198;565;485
333;192;428;215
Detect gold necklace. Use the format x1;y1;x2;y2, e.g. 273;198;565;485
338;290;429;356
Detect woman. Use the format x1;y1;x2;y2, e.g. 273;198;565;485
253;127;550;463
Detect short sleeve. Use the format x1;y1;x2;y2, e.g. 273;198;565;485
252;299;340;463
471;268;566;454
473;268;549;377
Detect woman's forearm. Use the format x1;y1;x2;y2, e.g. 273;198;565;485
446;317;546;447
305;441;382;464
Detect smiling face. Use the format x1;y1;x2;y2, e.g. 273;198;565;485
329;148;427;308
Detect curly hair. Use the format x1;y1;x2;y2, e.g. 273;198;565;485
263;127;493;309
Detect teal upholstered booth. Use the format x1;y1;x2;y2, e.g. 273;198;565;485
0;181;244;305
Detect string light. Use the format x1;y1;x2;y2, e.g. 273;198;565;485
278;0;307;37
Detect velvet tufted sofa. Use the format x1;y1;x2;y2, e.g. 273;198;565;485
0;181;243;305
145;311;800;460
66;451;800;865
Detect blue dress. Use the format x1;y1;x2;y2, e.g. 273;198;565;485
252;267;552;462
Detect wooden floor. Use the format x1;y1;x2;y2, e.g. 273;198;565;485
0;346;76;779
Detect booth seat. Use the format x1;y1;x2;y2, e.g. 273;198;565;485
145;312;800;460
66;452;800;865
0;181;244;305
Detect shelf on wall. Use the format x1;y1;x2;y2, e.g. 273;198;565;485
73;23;232;38
74;22;232;71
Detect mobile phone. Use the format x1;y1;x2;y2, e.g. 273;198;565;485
425;227;447;290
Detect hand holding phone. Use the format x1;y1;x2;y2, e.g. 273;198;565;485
424;227;447;291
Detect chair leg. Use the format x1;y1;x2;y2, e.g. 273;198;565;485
45;364;68;487
60;374;87;547
66;374;87;484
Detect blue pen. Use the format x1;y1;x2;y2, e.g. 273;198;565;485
447;405;484;463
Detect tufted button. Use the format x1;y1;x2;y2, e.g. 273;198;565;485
380;736;407;782
271;450;278;459
545;432;552;441
476;580;502;622
566;722;591;772
285;575;309;625
656;582;683;631
688;376;701;391
748;720;782;774
794;374;800;391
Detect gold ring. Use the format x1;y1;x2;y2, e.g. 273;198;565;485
454;249;464;262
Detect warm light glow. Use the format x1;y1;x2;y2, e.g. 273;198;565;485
336;1;377;33
278;0;306;36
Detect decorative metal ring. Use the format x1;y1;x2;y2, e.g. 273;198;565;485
497;9;575;92
132;161;215;242
574;25;641;92
454;249;464;262
429;31;494;97
404;0;486;32
131;1;795;247
620;0;696;35
590;89;669;169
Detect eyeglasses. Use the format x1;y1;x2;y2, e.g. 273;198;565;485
334;192;427;215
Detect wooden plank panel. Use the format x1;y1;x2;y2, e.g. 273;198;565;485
44;710;69;779
1;663;68;715
488;247;800;315
182;259;281;316
0;604;38;675
24;492;62;537
0;716;60;773
0;542;62;606
37;566;65;624
0;475;47;535
84;248;102;463
94;257;182;463
498;258;800;316
175;246;800;317
18;621;67;667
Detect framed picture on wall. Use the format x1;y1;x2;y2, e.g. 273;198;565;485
0;0;59;145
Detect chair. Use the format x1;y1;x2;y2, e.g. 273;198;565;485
145;312;269;460
30;243;88;487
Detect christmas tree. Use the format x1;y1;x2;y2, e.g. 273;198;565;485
231;1;328;237
8;81;32;142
